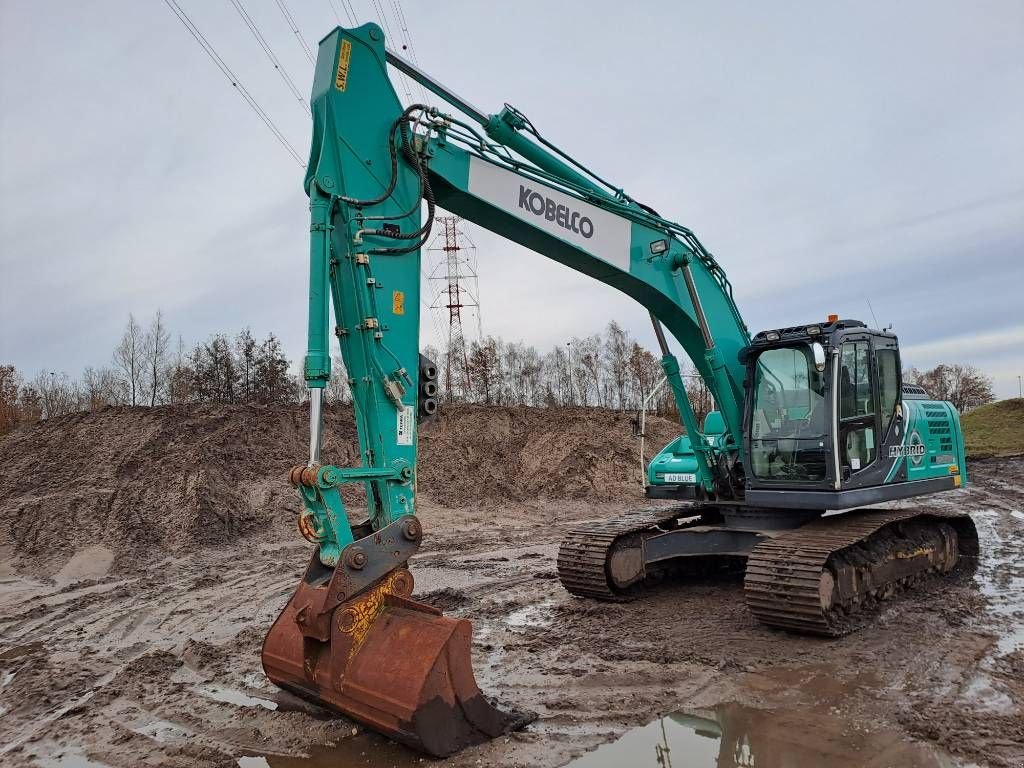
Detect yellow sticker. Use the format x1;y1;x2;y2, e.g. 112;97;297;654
392;290;405;315
335;39;352;91
953;475;962;488
948;464;959;474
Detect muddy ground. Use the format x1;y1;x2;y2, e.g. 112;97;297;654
0;406;1022;767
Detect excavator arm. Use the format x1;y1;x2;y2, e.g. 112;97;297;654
301;24;750;546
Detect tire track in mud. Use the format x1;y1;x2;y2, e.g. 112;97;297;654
1;459;1022;767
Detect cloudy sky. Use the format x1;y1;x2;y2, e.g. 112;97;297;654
1;1;1022;398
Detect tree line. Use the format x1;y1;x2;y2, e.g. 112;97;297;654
0;311;297;433
423;320;709;416
0;311;998;437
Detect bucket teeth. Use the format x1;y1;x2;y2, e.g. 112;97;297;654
262;568;532;757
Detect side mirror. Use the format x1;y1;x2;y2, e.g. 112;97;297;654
811;342;826;372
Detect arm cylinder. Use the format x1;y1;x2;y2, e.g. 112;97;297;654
305;192;333;468
304;192;333;389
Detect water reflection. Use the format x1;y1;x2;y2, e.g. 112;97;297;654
237;735;420;768
568;702;960;768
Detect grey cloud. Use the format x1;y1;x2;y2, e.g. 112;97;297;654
2;1;1021;399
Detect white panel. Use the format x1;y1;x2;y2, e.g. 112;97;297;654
468;155;632;272
397;405;414;446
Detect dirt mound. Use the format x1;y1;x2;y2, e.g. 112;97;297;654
418;404;681;505
0;403;681;570
963;397;1024;458
0;404;358;572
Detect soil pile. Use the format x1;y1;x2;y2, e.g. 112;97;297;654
419;404;681;505
0;403;681;568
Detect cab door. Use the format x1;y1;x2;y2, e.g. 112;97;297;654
837;338;877;477
836;333;902;489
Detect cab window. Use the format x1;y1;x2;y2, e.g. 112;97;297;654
750;346;828;482
839;341;876;472
876;348;900;437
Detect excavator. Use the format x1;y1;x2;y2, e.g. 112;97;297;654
261;23;978;757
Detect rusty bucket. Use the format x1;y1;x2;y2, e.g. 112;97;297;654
262;563;528;757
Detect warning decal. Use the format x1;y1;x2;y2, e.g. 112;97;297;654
335;39;352;91
397;405;414;446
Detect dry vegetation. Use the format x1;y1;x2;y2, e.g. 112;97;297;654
963;397;1024;458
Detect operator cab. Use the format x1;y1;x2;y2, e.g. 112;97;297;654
739;318;964;508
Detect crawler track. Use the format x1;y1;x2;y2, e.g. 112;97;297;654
556;508;683;599
744;509;978;636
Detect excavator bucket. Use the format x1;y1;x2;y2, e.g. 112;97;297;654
262;563;527;757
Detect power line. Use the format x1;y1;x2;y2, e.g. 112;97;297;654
323;0;428;107
340;0;360;27
368;0;396;40
366;0;414;103
388;0;430;105
389;0;417;64
327;0;356;26
230;0;310;116
161;0;305;167
275;0;316;65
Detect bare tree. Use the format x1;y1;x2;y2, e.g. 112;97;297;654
500;341;525;405
113;314;144;406
628;342;661;412
235;328;257;403
143;310;171;406
564;335;603;407
167;335;193;404
520;345;543;406
906;363;995;413
324;354;352;404
0;364;20;435
33;371;81;419
683;362;715;425
547;345;572;406
192;334;239;403
82;366;125;409
17;384;42;423
605;321;631;410
467;337;499;404
254;333;295;404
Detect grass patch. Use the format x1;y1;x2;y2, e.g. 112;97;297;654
962;398;1024;458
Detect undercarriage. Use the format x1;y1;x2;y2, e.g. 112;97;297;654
557;505;978;635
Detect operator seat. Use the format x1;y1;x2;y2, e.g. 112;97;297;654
703;411;726;447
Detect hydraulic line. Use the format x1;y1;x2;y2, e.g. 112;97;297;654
337;105;435;256
340;104;425;208
360;120;433;241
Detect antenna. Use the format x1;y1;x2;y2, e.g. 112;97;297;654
866;298;880;329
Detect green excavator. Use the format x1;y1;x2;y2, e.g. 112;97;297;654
261;24;977;757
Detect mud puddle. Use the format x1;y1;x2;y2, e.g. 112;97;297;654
565;702;962;767
195;684;279;711
237;732;422;768
972;509;1024;655
506;599;556;628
